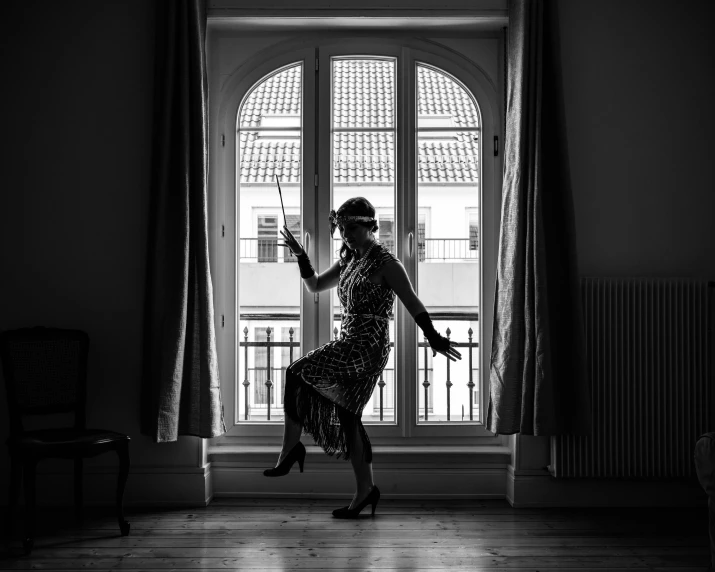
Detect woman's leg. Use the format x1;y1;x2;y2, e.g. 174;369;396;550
339;409;375;508
276;415;302;466
274;359;307;466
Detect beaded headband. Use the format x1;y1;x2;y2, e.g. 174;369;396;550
329;209;376;234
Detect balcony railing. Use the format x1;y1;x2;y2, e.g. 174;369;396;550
239;238;478;262
240;327;297;421
240;239;298;263
239;321;479;422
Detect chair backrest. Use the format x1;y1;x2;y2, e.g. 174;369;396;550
0;326;89;435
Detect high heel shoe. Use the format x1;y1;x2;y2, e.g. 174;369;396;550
332;486;380;518
263;442;306;477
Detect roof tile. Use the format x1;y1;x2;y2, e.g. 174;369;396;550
239;61;479;184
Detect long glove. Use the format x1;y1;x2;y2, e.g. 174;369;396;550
279;226;314;279
414;311;450;352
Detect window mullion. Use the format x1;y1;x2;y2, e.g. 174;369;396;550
397;47;417;437
316;48;333;348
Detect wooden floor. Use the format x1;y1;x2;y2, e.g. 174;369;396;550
0;498;710;571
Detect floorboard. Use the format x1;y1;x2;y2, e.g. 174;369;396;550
1;499;710;571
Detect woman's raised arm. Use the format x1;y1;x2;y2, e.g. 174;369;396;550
280;225;341;293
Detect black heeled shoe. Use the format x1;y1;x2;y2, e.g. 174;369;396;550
332;486;380;518
263;442;306;477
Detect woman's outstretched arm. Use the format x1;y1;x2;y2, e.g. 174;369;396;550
381;260;462;362
380;260;426;318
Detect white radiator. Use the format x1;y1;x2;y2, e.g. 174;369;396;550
550;278;713;478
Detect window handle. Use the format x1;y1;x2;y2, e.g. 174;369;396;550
304;231;311;257
408;231;414;258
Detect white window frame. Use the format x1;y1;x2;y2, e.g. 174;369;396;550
208;32;504;449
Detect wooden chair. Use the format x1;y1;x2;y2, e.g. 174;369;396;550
0;326;130;554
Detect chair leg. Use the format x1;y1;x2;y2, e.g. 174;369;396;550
7;456;21;540
116;441;130;536
74;458;84;525
22;460;37;555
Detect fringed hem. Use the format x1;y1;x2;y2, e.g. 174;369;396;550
284;365;372;463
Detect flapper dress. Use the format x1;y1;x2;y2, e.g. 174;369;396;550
284;241;397;460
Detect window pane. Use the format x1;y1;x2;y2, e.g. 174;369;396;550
331;57;396;424
333;59;394;129
416;63;480;424
240;66;301;129
417;65;479;129
237;64;302;423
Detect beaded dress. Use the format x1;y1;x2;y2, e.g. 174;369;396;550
285;241;397;460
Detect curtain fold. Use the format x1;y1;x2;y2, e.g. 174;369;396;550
141;0;225;442
487;0;591;436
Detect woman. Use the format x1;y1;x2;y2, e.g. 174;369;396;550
265;197;461;518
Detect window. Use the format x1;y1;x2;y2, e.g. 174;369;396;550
467;208;479;252
210;34;501;446
378;214;394;253
256;215;278;263
418;213;427;262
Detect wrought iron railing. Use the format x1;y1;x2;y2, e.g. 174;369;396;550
248;367;284;408
240;326;297;421
418;327;480;421
239;238;478;262
239;320;479;422
240;239;298;263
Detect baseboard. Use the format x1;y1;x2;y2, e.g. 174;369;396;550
9;464;214;507
210;445;509;499
213;467;506;499
507;465;707;507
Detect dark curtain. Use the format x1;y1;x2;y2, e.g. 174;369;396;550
141;0;225;442
487;0;591;436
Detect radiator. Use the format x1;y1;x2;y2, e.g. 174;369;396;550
550;278;713;479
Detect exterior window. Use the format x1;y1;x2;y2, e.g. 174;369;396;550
257;215;278;263
468;209;479;251
378;214;394;253
417;215;426;263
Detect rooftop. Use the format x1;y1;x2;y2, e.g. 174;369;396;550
238;61;480;184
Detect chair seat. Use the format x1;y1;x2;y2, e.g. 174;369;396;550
10;428;129;449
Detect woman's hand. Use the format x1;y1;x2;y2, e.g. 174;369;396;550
279;225;305;257
428;335;462;362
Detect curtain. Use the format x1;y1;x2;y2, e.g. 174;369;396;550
141;0;225;442
487;0;591;436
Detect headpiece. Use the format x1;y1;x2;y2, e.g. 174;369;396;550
329;209;376;235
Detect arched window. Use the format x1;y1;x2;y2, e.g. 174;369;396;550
212;36;501;445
